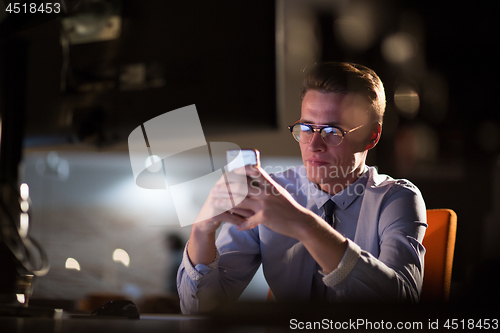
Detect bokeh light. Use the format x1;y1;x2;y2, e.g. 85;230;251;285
381;32;417;64
65;258;81;271
334;1;379;51
394;83;420;119
20;183;30;201
113;248;130;267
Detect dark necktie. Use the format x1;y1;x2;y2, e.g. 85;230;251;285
323;199;335;226
311;199;336;301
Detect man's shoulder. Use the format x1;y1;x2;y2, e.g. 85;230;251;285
367;166;422;197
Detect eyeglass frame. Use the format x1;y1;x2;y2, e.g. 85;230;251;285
287;120;365;146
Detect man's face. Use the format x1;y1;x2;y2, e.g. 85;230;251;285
299;90;375;193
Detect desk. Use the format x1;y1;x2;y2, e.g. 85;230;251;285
0;315;209;333
1;301;497;333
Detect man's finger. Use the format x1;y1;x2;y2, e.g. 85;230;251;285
213;182;248;197
216;211;247;225
229;208;255;218
233;164;259;178
233;196;260;212
235;215;261;231
214;198;235;211
215;171;248;188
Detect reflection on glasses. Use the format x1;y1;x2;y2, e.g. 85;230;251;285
288;121;364;146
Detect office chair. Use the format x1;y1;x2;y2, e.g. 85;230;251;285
421;208;457;302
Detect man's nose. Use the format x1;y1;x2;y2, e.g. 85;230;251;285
308;131;327;152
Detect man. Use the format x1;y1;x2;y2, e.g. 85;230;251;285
177;62;427;314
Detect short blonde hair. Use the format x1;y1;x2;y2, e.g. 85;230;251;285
301;62;386;124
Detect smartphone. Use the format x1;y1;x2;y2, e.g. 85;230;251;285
226;149;260;172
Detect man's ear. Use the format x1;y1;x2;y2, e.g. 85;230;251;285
365;123;381;150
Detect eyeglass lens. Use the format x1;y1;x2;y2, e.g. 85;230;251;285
292;124;343;146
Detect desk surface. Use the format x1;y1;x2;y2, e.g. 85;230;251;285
1;316;211;333
1;301;497;333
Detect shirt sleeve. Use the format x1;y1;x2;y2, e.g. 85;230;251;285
177;224;262;314
176;241;220;314
180;240;220;282
322;184;427;302
320;239;361;286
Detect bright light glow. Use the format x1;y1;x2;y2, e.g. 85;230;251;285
394;84;420;119
113;249;130;267
97;174;175;226
20;201;29;213
19;213;29;238
20;183;30;200
16;294;26;304
144;155;162;173
65;258;81;271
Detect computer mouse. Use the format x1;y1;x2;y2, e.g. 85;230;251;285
90;300;140;319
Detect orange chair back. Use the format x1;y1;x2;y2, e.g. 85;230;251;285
421;209;457;302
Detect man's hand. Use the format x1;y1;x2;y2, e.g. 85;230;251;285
217;165;319;241
228;165;348;274
187;169;255;265
189;165;347;273
194;170;256;230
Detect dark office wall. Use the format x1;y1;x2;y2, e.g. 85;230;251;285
15;1;277;146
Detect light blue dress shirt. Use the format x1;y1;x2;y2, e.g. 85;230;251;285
177;166;427;314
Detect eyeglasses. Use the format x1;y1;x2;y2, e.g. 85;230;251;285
288;121;365;146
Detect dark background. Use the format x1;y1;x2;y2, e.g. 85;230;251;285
1;0;499;303
3;0;277;146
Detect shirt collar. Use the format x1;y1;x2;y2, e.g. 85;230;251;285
311;166;369;211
